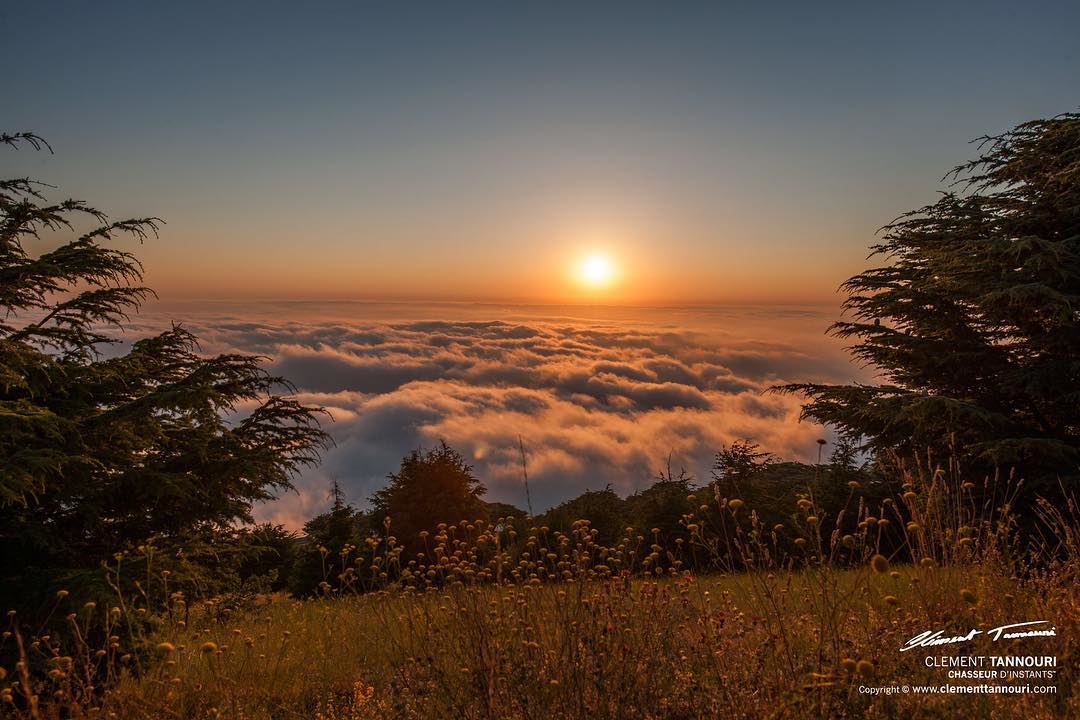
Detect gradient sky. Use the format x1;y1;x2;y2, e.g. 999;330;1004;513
4;1;1078;304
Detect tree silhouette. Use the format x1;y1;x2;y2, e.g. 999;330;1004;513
0;133;330;604
781;113;1080;489
370;441;486;551
711;440;775;498
289;481;370;596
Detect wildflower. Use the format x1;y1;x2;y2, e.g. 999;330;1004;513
847;480;860;489
840;658;857;674
870;554;889;574
902;491;917;502
856;660;874;678
156;642;176;654
55;590;69;600
961;589;977;604
200;642;219;655
906;522;921;533
728;499;744;510
806;516;818;526
919;557;935;568
884;595;899;606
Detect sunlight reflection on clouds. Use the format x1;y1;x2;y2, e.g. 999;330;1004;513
121;301;863;528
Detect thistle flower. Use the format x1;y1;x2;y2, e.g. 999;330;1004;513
728;499;744;510
856;660;874;678
200;642;219;655
870;554;889;574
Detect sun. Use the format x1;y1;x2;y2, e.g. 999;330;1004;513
577;254;615;288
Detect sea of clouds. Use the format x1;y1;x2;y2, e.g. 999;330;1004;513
123;301;866;528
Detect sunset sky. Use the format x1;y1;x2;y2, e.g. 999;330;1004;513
6;2;1080;522
6;1;1078;304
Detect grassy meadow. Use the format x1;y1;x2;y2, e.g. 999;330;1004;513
4;474;1078;719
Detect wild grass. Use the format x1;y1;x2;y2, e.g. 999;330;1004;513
3;468;1078;719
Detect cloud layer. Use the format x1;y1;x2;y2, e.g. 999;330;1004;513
127;302;861;528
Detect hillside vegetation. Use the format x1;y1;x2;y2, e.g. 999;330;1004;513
4;468;1078;719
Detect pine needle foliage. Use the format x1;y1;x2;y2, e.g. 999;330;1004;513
0;133;330;603
780;113;1080;488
